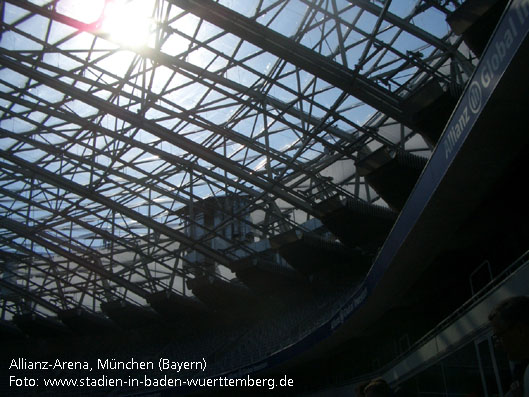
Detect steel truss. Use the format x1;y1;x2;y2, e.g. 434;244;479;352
0;0;472;317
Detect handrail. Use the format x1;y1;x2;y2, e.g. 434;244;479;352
380;248;529;376
339;249;529;389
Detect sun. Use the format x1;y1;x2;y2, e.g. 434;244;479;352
100;0;156;47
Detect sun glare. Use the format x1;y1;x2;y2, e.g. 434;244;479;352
57;0;105;24
101;0;155;47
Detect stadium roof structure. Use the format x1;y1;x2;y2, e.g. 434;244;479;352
0;0;478;329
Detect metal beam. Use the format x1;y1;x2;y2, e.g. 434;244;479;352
5;0;383;199
0;184;183;280
7;0;361;146
0;122;260;262
0;217;151;299
1;15;361;205
0;149;231;266
19;0;384;150
0;91;262;203
352;0;449;51
0;278;62;314
0;51;318;217
0;91;296;243
4;1;327;175
351;0;473;76
0;236;121;308
170;0;408;125
0;87;298;239
0;250;98;311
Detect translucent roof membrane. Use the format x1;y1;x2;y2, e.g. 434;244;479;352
0;0;475;316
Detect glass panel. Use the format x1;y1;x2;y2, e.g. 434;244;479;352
396;341;486;397
443;342;485;397
477;339;500;397
415;363;446;397
492;340;514;396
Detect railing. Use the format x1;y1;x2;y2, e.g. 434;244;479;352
398;249;529;359
349;248;529;387
327;249;529;394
